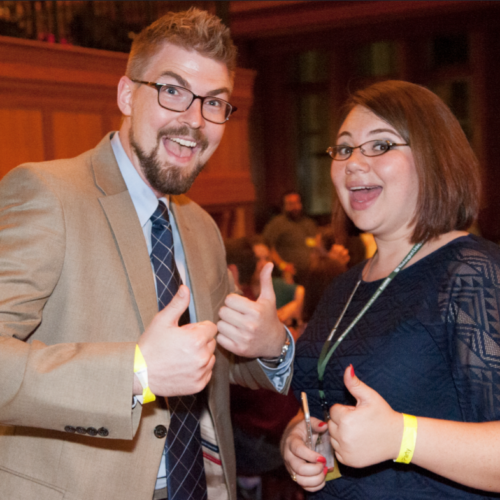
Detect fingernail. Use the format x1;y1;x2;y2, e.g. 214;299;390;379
317;456;326;464
318;422;327;427
350;364;355;378
323;466;328;475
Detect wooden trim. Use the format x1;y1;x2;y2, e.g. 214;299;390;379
0;36;257;235
231;1;500;39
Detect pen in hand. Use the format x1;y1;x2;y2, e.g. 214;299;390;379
301;391;314;450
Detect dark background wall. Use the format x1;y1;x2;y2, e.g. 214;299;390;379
1;1;499;240
230;1;500;240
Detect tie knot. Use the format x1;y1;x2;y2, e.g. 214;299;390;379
151;201;170;230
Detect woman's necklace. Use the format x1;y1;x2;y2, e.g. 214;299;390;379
317;241;424;414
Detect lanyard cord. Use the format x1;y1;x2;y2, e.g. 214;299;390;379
317;242;424;404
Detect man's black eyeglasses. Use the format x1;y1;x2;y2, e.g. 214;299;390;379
132;80;237;124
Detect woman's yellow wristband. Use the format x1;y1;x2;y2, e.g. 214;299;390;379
394;414;417;464
134;345;156;404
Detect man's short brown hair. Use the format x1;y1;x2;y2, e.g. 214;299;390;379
332;80;481;243
126;7;237;80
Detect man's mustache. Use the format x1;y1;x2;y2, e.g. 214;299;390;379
157;126;209;153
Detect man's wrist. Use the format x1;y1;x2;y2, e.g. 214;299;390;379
260;330;291;366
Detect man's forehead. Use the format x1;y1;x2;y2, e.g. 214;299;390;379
143;42;232;93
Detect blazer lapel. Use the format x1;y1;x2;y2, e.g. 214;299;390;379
170;196;214;324
92;135;158;333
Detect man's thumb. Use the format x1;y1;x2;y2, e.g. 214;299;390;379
257;262;276;302
158;285;190;325
343;364;374;407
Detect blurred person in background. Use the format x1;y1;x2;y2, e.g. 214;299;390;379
302;227;349;325
263;191;318;285
252;236;304;331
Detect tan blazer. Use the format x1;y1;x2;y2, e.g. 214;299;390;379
0;135;283;500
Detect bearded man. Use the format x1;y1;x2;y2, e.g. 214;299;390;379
263;190;318;285
0;9;292;500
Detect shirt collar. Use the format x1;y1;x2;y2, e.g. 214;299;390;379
110;132;168;226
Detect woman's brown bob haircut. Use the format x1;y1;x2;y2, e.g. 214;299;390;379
126;7;237;81
332;80;481;243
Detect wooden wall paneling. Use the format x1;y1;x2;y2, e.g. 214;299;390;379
52;111;104;160
105;113;124;136
202;68;255;174
204;115;251;174
0;36;258;236
0;108;45;177
0;35;126;169
0;36;128;88
204;201;255;239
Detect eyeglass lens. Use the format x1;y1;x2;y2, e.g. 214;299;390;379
330;140;394;160
159;85;231;123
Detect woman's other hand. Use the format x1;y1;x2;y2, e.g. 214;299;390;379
281;410;329;492
329;365;403;468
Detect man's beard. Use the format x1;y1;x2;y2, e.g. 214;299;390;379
130;125;208;195
286;209;302;221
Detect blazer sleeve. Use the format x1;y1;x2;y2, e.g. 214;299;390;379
0;166;140;439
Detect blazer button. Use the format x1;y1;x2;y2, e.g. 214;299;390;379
87;427;98;436
97;427;109;437
64;425;76;433
76;427;87;435
154;425;167;438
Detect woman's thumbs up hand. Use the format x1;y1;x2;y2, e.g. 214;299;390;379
328;365;403;468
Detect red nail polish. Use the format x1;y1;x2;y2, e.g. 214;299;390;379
350;364;355;378
318;422;326;427
323;466;328;475
317;456;326;464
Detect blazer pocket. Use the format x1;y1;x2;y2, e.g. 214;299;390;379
0;467;64;500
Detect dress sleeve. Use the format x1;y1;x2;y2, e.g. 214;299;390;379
445;247;500;422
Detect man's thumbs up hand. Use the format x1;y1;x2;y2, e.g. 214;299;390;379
137;285;217;397
257;260;276;302
328;365;403;468
218;262;287;358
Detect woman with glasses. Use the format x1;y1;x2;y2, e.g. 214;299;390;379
281;80;500;499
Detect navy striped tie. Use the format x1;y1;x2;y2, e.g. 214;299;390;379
150;201;207;500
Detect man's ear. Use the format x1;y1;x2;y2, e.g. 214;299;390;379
117;76;134;117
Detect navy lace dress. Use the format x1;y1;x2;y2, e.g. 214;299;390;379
292;235;500;499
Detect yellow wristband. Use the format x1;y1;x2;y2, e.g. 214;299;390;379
134;345;156;404
394;414;417;464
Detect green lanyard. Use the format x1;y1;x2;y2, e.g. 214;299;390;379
317;242;423;407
